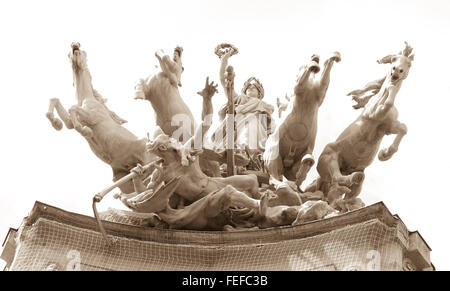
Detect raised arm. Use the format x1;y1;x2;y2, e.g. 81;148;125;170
219;50;238;100
197;76;218;121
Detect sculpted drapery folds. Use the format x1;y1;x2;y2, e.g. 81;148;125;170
212;47;275;152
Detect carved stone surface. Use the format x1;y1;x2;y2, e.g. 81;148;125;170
46;42;414;232
5;201;433;271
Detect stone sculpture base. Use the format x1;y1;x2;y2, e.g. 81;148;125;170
1;201;433;271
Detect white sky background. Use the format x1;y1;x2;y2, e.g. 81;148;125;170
0;0;449;270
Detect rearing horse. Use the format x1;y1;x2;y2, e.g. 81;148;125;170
134;46;195;143
264;52;341;189
46;43;153;194
311;42;414;208
134;47;222;177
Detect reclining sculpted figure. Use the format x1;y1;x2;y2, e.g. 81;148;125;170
46;43;153;194
152;185;262;231
263;52;341;190
310;42;414;209
144;125;261;205
141;186;338;231
115;166;339;231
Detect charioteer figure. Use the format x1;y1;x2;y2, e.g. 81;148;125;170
212;44;275;155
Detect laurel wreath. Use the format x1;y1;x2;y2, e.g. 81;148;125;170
214;43;239;58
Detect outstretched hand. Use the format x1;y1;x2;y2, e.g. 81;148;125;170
197;77;218;99
131;163;145;177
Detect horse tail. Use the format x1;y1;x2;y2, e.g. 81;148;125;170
134;76;151;100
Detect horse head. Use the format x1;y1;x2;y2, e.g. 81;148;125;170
377;42;414;84
147;127;202;167
69;42;89;73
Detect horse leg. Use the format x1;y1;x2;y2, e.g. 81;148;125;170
46;98;73;130
319;146;364;188
265;155;284;182
331;177;366;212
328;169;365;207
295;153;315;191
344;174;365;200
317;52;341;105
263;129;284;181
317;145;361;205
379;120;407;161
294;56;320;95
68;105;93;138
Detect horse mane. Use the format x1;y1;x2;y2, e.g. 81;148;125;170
350;42;414;110
151;131;203;167
93;89;128;125
348;76;386;110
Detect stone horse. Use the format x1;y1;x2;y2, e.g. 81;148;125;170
311;42;414;208
135;47;221;177
46;43;153;194
134;46;195;143
264;52;341;190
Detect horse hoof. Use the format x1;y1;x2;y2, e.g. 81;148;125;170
301;154;315;167
331;198;347;212
308;61;320;73
329;184;351;196
378;148;395;161
47;114;63;131
81;127;93;138
330;51;341;63
52;119;63;131
311;54;320;63
350;172;365;184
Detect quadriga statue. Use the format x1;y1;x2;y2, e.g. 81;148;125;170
263;52;341;190
309;42;414;210
46;43;153;194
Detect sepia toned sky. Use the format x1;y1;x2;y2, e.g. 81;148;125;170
1;0;450;270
